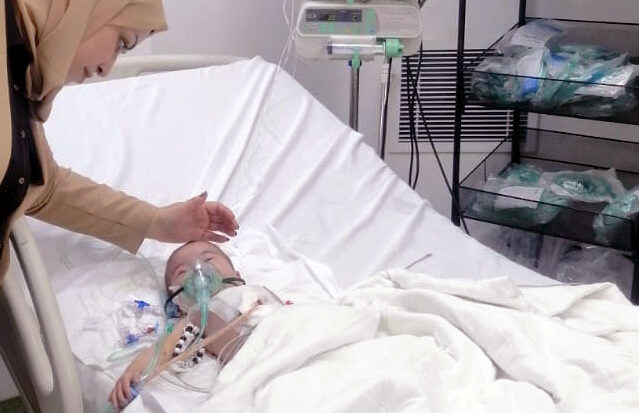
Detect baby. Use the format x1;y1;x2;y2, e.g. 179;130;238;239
109;241;266;410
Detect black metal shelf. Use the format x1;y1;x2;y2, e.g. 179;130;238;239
460;129;639;252
467;19;639;125
451;0;639;303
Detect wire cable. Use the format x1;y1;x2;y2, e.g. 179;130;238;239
406;44;470;234
408;68;417;188
404;46;423;189
379;58;393;160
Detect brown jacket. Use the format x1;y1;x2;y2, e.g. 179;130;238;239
0;2;158;280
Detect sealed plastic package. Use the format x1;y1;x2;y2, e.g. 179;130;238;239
470;163;568;227
472;19;639;117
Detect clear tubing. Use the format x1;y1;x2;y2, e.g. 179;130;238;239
101;320;173;412
142;320;174;379
191;261;214;340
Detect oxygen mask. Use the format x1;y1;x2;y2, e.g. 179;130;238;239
165;260;245;329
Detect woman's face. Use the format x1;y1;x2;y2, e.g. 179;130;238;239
66;25;149;84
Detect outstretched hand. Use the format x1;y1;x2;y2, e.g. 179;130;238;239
146;191;238;244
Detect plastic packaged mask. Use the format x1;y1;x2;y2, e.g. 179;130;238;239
594;188;639;245
470;163;568;227
544;168;625;203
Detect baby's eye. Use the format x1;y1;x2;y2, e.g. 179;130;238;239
204;257;214;263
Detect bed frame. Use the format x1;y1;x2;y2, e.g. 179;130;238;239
0;54;242;413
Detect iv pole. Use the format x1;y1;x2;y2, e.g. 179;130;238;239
343;40;403;160
349;51;361;130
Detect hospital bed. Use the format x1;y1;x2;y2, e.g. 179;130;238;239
0;54;578;413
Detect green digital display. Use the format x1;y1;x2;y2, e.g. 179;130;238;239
306;9;362;23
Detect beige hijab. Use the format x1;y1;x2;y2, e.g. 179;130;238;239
14;0;167;121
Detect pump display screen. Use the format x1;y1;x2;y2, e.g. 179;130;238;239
306;9;362;23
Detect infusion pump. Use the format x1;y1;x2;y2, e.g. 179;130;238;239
295;0;423;60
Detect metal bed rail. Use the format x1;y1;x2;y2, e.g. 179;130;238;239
1;217;82;412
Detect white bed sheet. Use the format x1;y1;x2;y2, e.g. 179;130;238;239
28;56;558;411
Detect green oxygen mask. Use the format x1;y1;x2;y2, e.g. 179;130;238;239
182;260;224;334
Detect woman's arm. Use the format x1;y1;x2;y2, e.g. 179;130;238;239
28;165;158;253
26;125;237;253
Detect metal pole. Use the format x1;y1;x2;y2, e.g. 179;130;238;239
451;0;466;226
512;0;527;164
519;0;527;25
632;220;639;304
633;254;639;304
512;111;521;163
378;58;392;160
349;63;360;131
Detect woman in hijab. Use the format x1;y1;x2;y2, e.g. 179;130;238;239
0;0;239;281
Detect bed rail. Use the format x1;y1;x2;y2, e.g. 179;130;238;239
1;217;82;412
98;54;243;81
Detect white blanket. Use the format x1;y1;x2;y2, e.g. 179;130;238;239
175;270;639;413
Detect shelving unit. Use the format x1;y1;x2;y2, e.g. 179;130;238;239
451;0;639;303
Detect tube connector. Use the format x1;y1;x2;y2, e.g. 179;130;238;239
384;38;404;58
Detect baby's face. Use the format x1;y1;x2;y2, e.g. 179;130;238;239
166;241;237;288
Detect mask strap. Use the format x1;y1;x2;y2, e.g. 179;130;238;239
164;286;185;317
222;277;245;287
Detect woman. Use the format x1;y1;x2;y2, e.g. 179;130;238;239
0;0;239;281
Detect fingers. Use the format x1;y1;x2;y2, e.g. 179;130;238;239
203;231;230;243
205;202;239;231
212;226;237;238
110;373;141;411
110;388;118;411
117;381;128;408
111;385;124;412
123;377;132;401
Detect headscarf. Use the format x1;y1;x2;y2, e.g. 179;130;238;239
13;0;167;121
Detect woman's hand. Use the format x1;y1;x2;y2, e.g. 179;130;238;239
147;191;239;244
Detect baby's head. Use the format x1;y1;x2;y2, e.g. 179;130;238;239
165;241;239;290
